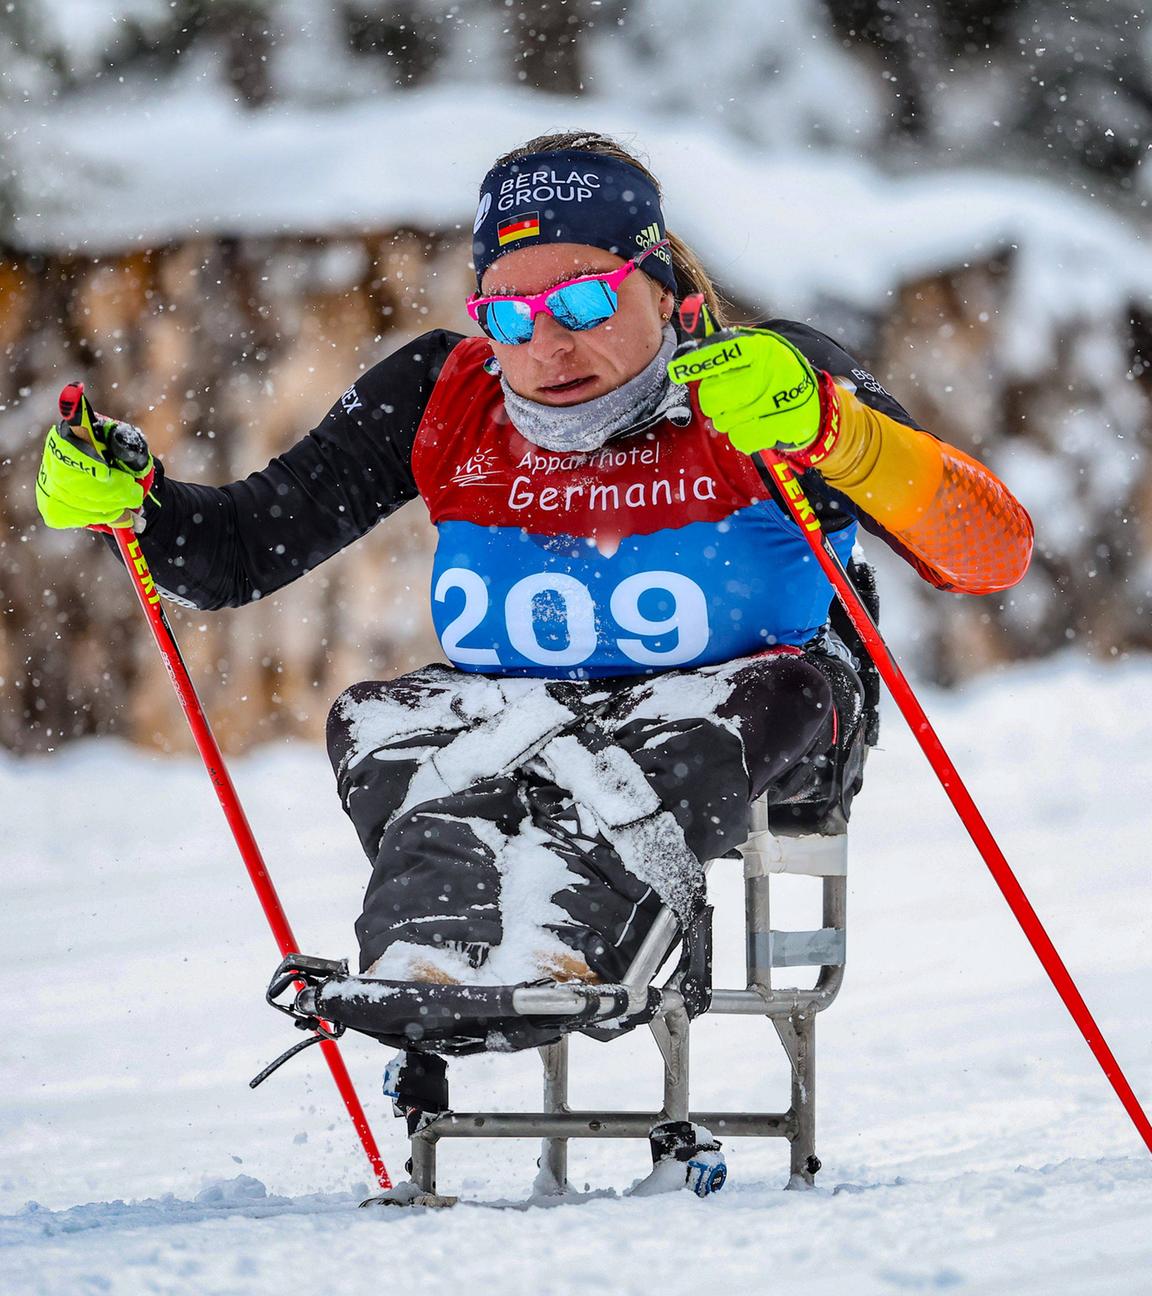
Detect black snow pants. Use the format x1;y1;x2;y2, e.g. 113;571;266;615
326;647;865;983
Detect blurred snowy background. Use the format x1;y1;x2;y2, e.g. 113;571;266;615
3;0;1152;754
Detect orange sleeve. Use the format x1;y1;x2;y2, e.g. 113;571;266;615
816;387;1034;595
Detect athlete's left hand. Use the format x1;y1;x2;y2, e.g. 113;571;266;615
667;328;840;464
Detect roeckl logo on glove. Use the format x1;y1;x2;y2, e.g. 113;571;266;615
668;341;744;382
48;436;99;476
771;373;814;410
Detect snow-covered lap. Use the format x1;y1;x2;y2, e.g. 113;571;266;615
2;658;1150;1293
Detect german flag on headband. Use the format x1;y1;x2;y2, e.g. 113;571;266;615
498;212;541;246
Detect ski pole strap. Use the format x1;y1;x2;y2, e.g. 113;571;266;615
250;1026;343;1090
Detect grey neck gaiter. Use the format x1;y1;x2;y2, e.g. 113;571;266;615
499;325;685;453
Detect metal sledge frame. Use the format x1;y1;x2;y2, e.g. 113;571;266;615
406;798;848;1197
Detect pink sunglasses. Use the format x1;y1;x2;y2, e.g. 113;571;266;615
467;240;671;345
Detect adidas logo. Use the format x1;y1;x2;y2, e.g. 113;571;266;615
635;221;672;264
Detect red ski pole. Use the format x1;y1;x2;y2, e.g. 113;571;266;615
58;384;392;1190
763;447;1152;1155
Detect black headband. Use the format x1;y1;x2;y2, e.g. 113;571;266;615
472;149;676;292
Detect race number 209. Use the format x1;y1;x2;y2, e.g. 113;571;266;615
434;567;710;668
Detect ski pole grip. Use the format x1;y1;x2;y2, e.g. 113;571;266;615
58;381;150;474
673;293;738;359
57;382;150;530
58;382;98;445
57;382;101;458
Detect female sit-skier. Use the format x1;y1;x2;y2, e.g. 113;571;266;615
37;131;1033;1116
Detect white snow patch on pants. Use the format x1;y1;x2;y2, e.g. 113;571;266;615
365;812;580;986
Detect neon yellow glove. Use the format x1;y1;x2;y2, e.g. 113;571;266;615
36;421;154;531
668;328;840;462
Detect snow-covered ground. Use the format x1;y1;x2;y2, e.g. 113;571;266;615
2;655;1150;1295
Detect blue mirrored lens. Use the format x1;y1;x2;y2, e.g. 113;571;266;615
478;280;619;345
480;299;534;344
548;280;618;332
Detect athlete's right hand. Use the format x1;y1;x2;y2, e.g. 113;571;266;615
36;407;154;531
